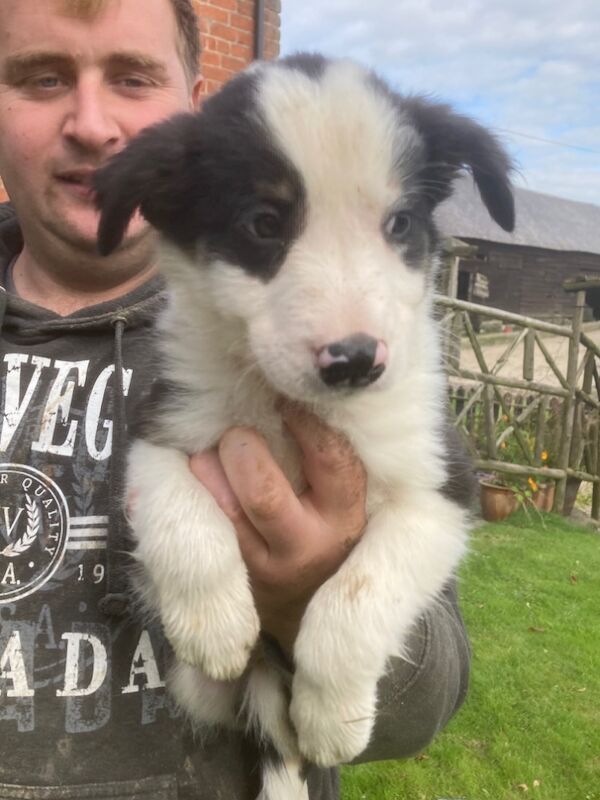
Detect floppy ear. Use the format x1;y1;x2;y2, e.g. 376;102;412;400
94;113;201;255
404;97;515;232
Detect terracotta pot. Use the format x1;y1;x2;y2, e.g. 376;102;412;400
532;482;556;512
479;480;518;521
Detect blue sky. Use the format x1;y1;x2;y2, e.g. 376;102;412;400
280;0;600;207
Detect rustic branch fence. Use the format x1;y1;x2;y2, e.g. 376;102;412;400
435;291;600;519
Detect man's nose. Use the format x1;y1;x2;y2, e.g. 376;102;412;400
62;80;121;150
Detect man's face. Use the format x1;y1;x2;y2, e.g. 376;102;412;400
0;0;199;255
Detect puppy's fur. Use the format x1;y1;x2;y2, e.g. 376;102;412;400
95;54;513;800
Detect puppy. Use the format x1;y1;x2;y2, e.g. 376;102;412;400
95;53;514;800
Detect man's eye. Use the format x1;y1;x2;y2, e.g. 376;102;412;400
24;74;64;91
37;76;60;88
116;75;153;89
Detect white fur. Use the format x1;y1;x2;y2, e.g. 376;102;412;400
126;59;470;799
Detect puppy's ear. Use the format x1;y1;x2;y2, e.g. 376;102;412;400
94;113;200;255
405;98;515;232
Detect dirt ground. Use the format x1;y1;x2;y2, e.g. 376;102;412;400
457;322;600;387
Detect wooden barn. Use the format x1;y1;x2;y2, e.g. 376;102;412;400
436;177;600;322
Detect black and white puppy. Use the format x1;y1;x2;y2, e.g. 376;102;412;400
95;54;513;800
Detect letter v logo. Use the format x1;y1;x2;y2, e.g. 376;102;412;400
1;355;51;451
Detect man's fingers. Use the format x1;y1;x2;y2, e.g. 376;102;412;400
218;427;306;556
189;449;241;519
280;402;367;521
189;448;270;565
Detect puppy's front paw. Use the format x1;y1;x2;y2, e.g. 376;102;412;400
290;672;375;767
162;577;260;681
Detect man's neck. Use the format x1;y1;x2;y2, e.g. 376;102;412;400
12;246;157;316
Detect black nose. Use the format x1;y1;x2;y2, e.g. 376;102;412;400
317;334;387;388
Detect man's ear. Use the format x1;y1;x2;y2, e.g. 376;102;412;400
190;74;204;112
94;112;200;255
405;97;515;232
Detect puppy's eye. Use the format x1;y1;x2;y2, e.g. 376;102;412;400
243;210;283;241
384;212;412;241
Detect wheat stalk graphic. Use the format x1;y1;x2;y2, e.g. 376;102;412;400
1;495;40;559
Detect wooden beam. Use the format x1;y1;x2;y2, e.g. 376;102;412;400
555;289;586;512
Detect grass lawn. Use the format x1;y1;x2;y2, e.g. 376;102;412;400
341;512;600;800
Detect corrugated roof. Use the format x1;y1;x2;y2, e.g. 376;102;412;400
435;176;600;255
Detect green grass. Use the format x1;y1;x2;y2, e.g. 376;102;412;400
341;512;600;800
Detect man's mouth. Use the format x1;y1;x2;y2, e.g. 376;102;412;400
56;170;97;199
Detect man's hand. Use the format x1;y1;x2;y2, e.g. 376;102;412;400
189;404;367;658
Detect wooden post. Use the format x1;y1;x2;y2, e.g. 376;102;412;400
523;328;535;382
448;256;459;300
554;290;585;513
593;419;600;520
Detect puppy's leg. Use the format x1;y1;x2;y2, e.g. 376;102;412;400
243;662;308;800
128;439;260;680
290;491;468;767
168;660;239;727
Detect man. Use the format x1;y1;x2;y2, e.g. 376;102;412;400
0;1;471;797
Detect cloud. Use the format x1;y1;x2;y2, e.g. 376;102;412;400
281;0;600;205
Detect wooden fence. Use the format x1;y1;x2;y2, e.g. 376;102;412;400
435;291;600;519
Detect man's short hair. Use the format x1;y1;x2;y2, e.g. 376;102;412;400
61;0;201;85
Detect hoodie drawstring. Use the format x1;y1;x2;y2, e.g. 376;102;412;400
98;315;131;618
0;287;7;329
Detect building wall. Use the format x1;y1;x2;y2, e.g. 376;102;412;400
0;0;281;202
462;239;600;321
195;0;280;97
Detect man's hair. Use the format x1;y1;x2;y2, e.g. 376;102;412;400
61;0;201;84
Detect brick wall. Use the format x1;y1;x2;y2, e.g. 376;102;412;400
0;0;281;201
195;0;281;97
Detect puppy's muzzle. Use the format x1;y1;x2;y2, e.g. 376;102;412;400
317;333;387;388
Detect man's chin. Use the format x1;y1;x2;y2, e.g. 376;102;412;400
47;213;150;256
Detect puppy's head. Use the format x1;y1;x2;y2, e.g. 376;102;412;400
95;54;514;401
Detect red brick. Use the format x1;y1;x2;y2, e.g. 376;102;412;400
201;5;230;23
230;13;254;32
201;49;223;67
201;63;234;82
238;0;254;16
206;0;239;10
210;22;238;40
231;42;252;59
213;37;232;54
221;54;247;72
235;30;253;47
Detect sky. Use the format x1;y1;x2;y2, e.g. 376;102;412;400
280;0;600;207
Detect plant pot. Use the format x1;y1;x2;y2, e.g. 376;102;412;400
479;480;518;521
532;482;555;513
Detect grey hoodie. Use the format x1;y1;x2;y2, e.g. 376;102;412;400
0;203;471;799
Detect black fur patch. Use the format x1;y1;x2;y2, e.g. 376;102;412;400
365;69;514;232
401;96;515;232
95;70;306;282
440;423;478;509
278;52;328;80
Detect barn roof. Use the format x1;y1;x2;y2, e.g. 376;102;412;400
436;176;600;256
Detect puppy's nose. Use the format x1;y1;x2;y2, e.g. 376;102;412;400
317;334;388;388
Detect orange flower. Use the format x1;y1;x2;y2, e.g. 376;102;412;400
528;477;538;492
541;451;549;461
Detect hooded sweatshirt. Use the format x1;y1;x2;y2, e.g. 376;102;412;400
0;203;471;799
